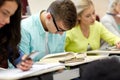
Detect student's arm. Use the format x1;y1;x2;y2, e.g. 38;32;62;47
100;23;120;46
14;51;24;66
10;50;33;71
19;26;31;55
8;50;23;67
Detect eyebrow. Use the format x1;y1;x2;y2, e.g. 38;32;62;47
4;9;10;14
3;8;14;16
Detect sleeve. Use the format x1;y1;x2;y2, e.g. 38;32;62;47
19;25;31;54
100;23;120;46
8;50;24;68
14;51;24;65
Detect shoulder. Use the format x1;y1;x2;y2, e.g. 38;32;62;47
101;14;114;23
67;25;79;33
66;25;79;36
90;21;107;32
21;12;41;26
92;21;104;27
21;12;42;32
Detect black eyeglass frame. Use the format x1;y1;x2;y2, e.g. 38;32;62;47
50;12;66;32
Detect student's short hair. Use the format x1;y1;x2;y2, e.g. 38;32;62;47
81;56;120;80
47;0;77;30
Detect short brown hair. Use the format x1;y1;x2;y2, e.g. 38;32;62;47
47;0;77;30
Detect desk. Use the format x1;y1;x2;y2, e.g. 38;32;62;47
0;63;65;80
53;55;108;80
53;68;79;80
21;52;117;80
86;50;120;54
0;56;108;80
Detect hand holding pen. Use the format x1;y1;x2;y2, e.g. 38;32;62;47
107;41;120;50
17;52;39;71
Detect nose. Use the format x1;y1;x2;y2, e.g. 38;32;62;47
91;15;96;21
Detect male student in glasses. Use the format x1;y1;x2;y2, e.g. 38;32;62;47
19;0;77;62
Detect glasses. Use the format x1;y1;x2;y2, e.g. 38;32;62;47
50;12;66;33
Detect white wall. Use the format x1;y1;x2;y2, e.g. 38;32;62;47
28;0;54;14
28;0;109;18
92;0;109;18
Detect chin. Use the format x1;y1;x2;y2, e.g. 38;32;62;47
91;21;95;24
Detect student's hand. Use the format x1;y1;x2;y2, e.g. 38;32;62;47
115;41;120;49
17;55;33;71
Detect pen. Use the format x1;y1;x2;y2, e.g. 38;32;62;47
106;46;116;50
106;46;120;51
22;51;39;61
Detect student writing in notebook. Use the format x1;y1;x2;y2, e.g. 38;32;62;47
65;0;120;53
0;0;33;71
19;0;77;61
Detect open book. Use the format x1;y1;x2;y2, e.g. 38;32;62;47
39;52;87;64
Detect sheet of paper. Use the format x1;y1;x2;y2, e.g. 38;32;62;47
0;63;64;80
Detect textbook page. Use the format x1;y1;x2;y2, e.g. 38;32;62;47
65;55;108;66
39;52;86;63
0;63;64;80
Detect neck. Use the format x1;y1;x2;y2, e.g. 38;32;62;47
80;23;89;31
80;23;90;38
40;10;48;31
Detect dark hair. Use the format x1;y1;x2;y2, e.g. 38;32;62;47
47;0;77;30
81;56;120;80
0;0;21;66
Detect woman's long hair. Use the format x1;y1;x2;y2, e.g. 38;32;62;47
0;0;21;64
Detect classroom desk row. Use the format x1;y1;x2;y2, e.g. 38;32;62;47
23;50;120;80
0;55;108;80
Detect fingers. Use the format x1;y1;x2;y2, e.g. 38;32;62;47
17;58;33;71
22;54;28;60
115;41;120;49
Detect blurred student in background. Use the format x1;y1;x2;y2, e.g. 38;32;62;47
101;0;120;35
19;0;77;61
65;0;120;53
0;0;32;71
100;0;120;49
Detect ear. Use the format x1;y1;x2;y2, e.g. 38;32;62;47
46;12;52;20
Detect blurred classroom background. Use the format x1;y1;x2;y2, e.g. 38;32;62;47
21;0;109;18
